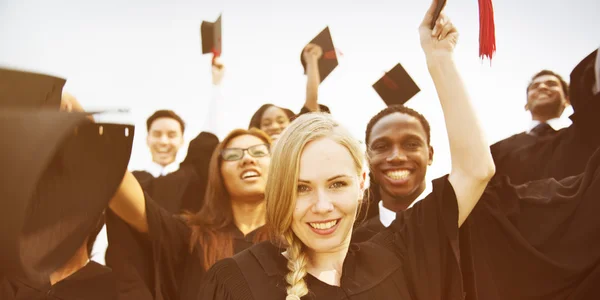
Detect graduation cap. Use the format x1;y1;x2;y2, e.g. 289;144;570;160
300;27;338;83
373;63;420;106
0;68;134;283
201;14;222;63
0;68;65;109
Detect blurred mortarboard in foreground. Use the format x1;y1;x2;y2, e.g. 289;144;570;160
201;14;222;64
300;27;338;83
0;68;65;109
373;63;420;106
0;68;133;283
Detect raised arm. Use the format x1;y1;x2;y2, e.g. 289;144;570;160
108;171;148;233
202;57;228;140
303;44;322;112
419;0;495;227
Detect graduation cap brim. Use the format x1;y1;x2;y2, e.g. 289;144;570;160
0;110;133;282
373;63;420;106
201;14;222;55
0;68;66;109
300;27;338;83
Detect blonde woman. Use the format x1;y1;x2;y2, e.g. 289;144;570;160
198;1;495;298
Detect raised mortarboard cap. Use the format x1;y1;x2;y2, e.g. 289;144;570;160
300;27;338;83
0;69;134;283
201;14;222;60
373;63;420;106
0;68;66;109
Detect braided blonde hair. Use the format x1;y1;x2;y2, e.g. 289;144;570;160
284;232;309;299
265;113;365;299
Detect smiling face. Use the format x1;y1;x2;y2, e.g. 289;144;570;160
526;74;569;119
291;138;364;254
220;134;271;201
367;112;433;209
260;106;291;139
146;117;184;167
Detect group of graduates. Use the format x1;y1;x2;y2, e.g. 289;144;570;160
2;0;600;299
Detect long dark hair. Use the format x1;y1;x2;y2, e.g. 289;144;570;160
248;104;295;130
183;128;272;270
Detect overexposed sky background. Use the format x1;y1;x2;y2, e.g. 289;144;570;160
1;0;598;182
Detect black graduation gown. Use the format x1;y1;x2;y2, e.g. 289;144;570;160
111;194;263;300
492;49;600;185
459;146;600;300
105;131;219;300
352;216;385;243
198;175;463;300
0;261;116;300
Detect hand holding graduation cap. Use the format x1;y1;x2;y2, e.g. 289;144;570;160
419;0;458;61
303;43;323;65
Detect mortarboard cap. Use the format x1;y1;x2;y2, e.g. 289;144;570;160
0;70;134;283
201;14;222;60
372;63;420;106
0;68;66;109
300;27;338;83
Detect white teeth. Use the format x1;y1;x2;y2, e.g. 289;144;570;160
241;170;259;179
309;220;338;230
385;170;410;180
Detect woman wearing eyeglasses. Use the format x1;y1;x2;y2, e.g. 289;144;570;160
107;128;272;300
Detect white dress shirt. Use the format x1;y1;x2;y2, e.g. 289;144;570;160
145;161;180;178
378;181;433;227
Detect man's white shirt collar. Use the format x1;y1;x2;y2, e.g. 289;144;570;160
378;182;433;227
526;117;569;134
145;161;179;178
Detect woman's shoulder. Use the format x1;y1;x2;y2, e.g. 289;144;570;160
200;241;287;299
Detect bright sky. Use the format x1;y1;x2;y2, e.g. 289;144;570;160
1;0;598;182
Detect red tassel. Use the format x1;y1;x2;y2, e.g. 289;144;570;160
323;49;344;60
211;48;221;65
478;0;496;62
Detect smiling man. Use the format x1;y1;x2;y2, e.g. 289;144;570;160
353;105;434;242
143;110;186;178
490;70;570;167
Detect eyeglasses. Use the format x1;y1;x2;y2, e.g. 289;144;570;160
221;144;270;161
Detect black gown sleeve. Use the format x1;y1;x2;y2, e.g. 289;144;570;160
372;175;464;300
144;193;193;298
197;258;254;300
107;193;192;299
458;146;600;300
